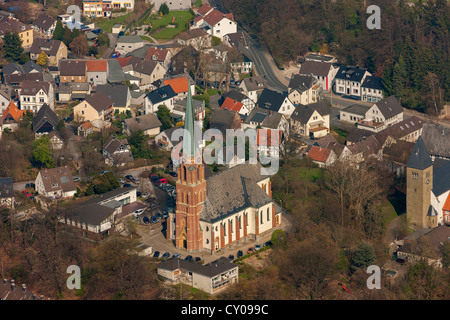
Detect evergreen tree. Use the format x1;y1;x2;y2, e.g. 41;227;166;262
350;242;376;273
53;20;64;41
4;32;24;62
159;3;170;15
156;105;173;130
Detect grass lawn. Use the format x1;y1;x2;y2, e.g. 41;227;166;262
140;35;154;43
147;11;193;39
96;13;133;33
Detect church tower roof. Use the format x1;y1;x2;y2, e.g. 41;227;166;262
182;79;197;161
407;136;433;170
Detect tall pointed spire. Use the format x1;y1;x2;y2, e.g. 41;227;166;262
407;136;433;170
182;78;196;161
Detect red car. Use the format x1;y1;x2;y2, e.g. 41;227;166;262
247;247;254;254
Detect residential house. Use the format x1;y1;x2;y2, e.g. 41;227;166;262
339;104;371;124
29;38;68;67
306;145;337;168
56;82;91;102
59;60;87;83
1;101;25;133
244;108;289;135
32;103;59;137
333;66;371;99
0;177;14;209
223;32;254;79
239;76;268;103
35;166;77;199
257;128;282;160
256;88;295;118
290;101;331;139
374;116;424;149
357;96;404;133
163;75;195;101
190;4;237;40
145;47;172;70
220;97;249;116
19;80;54;113
157;257;238;295
219;89;255;114
116;35;144;55
361;76;384;103
77;121;94;137
48;130;64;150
209;109;241;135
62;187;137;236
0;88;11;114
0;13;33;48
176;28;211;51
144;85;176;114
298;61;339;92
4;73;45;97
155;126;180;150
83;0;134;18
123;56;166;88
420;123;450;162
396;225;450;268
86;59;109;86
96;84;131;113
171;98;205;125
102;136;134;166
74;91;114;122
122;113;162;136
32;13;57;38
169;45;200;76
107;59;126;84
152;0;191;11
287;74;321;106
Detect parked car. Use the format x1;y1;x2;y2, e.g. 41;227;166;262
255;244;261;251
21;190;29;195
156;212;162;220
25;183;35;189
143;216;150;224
125;174;134;180
141;192;149;199
153;251;160;258
100;170;110;175
184;255;193;261
134;208;144;216
194;257;201;263
123;183;132;188
228;255;234;260
157;178;168;185
151;216;158;224
172;253;181;258
118;178;126;184
150;175;160;181
161;252;170;258
111;51;120;58
247;247;254;254
169;171;177;177
263;240;272;247
237;250;243;258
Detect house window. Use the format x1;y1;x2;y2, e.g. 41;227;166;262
267;208;270;221
260;210;263;224
411;172;419;179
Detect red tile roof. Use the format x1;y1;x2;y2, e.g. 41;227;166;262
2;101;25;121
221;97;243;112
197;3;214;16
145;47;169;62
306;145;332;163
443;194;450;213
86;59;108;72
164;77;189;94
116;56;131;67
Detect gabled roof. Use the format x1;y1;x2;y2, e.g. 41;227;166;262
96;84;130;107
334;66;368;82
146;85;176;104
342;104;370;117
32;103;59;133
406;136;433;170
433;160;450;197
30;37;63;57
163;76;189;94
421;123;450;159
33;13;56;31
2;101;25;122
361;75;384;90
197;3;214;16
374;116;423;146
177;28;208;41
299;61;333;77
373;96;403;119
59;60;86;77
307;145;333;163
288;74;316;91
221;97;244;113
20;80;51;96
2;62;23;75
221;89;248;104
123;113;162;133
38;166;76;194
241;76;267;92
86;59;108;72
291;102;330;124
85;91;113;112
22;60;44;74
145;47;169;62
117;35;143;44
256;88;286;112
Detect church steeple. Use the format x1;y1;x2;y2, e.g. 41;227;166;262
182;79;197;162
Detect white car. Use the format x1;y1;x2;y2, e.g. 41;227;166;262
118;178;126;183
133;209;144;216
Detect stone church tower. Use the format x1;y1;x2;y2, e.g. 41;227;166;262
172;80;206;251
406;136;436;229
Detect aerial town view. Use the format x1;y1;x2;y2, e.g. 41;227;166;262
0;0;448;311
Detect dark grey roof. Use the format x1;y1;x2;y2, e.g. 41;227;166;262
30;38;62;57
374;96;403;119
291;101;330;124
146;85;176;104
2;62;22;75
342;104;370;116
361;76;384;90
4;73;44;86
288;74;316;91
32;103;59;134
406;136;433;170
117;35;143;44
299;61;333;77
107;59;126;83
346;127;374;144
71;203;115;226
432;160;450;196
241;76;267;92
158;257;237;278
22;60;43;74
0;177;13;199
256;88;286;112
421;123;450;159
33;13;56;31
334;66;368;82
221;89;248;104
96;84;130;108
123;113;162;133
201;163;272;222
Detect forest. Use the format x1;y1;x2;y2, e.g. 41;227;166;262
221;0;450;114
